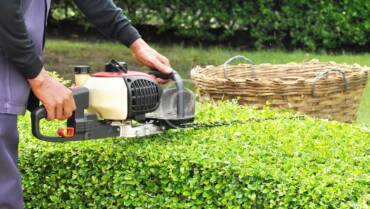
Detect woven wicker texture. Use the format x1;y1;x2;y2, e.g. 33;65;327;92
191;56;369;123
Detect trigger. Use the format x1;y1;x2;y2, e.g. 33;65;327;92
57;127;75;138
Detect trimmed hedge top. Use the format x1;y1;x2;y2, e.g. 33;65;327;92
19;101;369;208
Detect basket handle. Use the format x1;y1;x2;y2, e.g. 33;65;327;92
311;68;348;97
223;55;256;79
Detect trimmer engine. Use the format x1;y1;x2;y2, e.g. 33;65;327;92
31;60;195;142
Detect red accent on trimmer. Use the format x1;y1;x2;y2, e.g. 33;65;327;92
93;71;152;78
57;127;75;138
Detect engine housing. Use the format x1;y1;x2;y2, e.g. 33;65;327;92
124;76;162;119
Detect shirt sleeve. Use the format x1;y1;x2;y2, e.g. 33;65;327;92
73;0;141;47
0;0;44;79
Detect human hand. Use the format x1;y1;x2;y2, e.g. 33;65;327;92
130;38;173;83
28;68;76;121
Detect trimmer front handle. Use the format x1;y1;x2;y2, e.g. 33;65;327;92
148;68;185;118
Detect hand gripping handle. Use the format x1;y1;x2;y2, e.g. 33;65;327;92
148;68;185;118
31;87;89;142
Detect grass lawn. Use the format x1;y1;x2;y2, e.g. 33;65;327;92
44;39;370;126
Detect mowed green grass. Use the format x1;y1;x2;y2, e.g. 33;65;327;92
44;39;370;125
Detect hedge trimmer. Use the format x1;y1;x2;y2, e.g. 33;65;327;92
31;60;304;142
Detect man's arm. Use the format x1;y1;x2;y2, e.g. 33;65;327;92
74;0;174;78
0;0;43;79
0;0;76;120
72;0;141;47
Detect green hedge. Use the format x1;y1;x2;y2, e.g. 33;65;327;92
19;101;369;208
50;0;370;50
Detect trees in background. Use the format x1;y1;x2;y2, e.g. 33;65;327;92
50;0;370;51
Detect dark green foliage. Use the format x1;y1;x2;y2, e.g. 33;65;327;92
19;101;369;208
50;0;370;50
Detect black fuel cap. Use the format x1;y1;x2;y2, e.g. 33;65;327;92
74;66;91;74
105;59;128;73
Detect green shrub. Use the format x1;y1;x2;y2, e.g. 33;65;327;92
50;0;370;50
19;100;369;208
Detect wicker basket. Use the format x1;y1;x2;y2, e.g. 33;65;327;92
191;55;369;123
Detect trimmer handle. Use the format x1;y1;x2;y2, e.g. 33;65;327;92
31;87;89;142
31;87;120;142
31;106;64;142
148;68;185;118
148;68;175;80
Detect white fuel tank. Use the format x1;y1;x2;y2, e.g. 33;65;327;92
83;77;128;120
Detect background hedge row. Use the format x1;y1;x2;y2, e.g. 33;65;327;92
50;0;370;51
19;100;369;208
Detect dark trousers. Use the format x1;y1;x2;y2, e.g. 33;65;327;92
0;114;23;209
